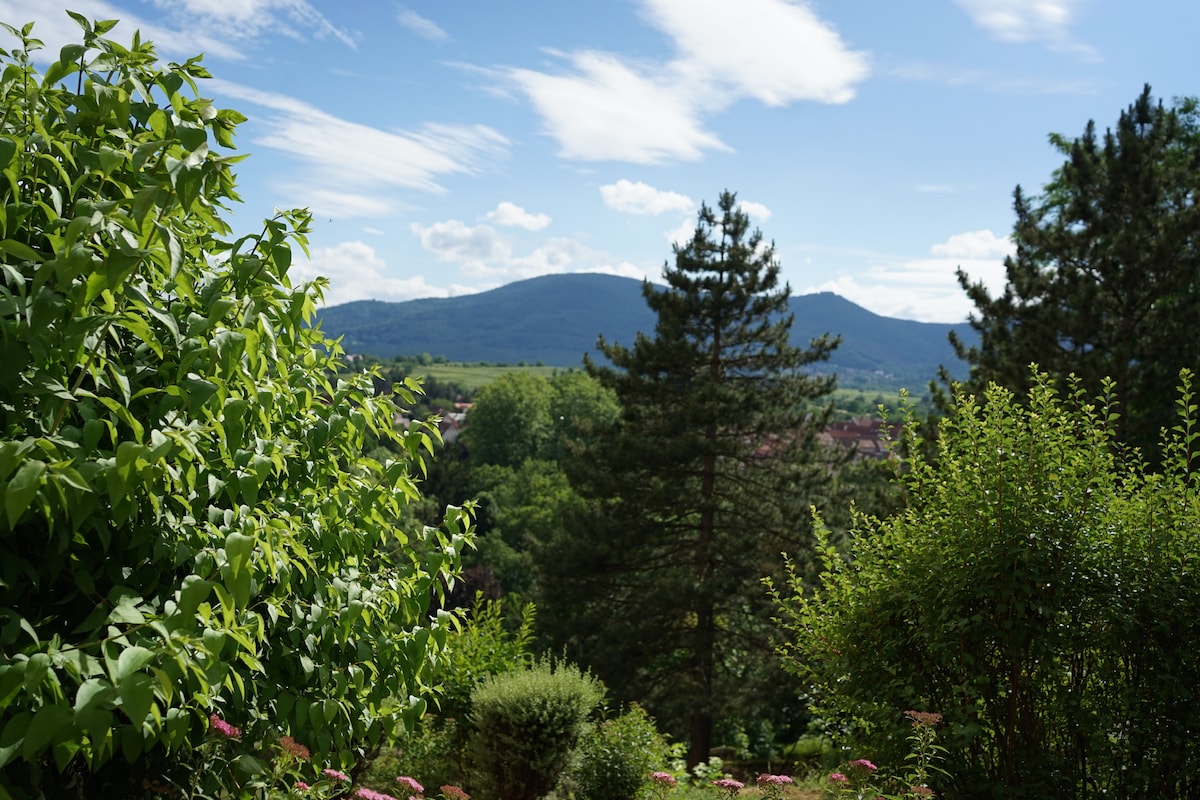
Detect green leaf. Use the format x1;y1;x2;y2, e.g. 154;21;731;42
5;459;46;528
74;678;115;712
0;238;43;263
0;138;15;171
116;673;154;725
0;710;31;771
22;703;72;760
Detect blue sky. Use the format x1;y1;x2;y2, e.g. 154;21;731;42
6;1;1198;322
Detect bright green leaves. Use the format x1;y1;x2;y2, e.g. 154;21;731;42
0;13;473;795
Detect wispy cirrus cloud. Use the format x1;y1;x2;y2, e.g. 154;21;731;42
954;0;1097;57
210;80;508;216
397;8;449;43
507;0;869;164
8;0;354;61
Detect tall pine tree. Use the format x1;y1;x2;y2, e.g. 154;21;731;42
948;86;1200;462
537;192;843;765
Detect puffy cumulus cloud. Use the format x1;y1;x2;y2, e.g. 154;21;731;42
642;0;869;106
293;240;476;307
667;217;697;248
411;220;512;276
512;52;727;163
601;180;695;215
397;8;449;42
412;216;653;283
485;201;551;231
508;0;867;163
954;0;1095;55
931;229;1013;259
739;200;772;221
806;230;1011;323
211;80;508;214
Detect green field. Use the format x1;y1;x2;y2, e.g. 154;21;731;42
397;362;926;414
406;362;578;393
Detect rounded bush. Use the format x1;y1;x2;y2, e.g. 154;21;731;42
468;659;603;800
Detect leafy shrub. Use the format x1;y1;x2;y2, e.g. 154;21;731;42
773;371;1200;799
468;659;604;800
0;15;471;796
568;704;669;800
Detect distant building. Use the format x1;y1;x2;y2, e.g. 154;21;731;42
820;417;902;460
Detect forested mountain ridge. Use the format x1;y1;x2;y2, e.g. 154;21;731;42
315;273;977;385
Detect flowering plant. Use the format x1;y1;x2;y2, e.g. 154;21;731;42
824;711;946;800
755;773;794;800
711;777;744;800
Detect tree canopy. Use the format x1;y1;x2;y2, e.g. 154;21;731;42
539;191;844;765
0;17;470;796
948;85;1200;462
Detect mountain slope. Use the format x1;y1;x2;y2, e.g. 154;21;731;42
315;273;975;385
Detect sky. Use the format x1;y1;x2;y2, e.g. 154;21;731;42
4;1;1198;323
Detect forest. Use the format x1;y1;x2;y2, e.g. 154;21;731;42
2;15;1200;800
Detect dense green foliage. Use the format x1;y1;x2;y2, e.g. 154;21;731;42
0;18;470;796
362;596;536;793
468;659;604;800
567;704;670;800
949;86;1200;462
544;192;845;765
774;371;1200;799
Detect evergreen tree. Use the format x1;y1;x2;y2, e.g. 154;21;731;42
538;191;844;765
948;86;1200;462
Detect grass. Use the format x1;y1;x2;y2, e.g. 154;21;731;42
407;363;578;393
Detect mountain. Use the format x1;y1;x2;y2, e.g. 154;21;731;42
315;273;976;387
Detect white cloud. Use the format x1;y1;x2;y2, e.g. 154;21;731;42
511;52;728;163
739;200;772;221
485;201;551;231
667;217;696;248
10;0;355;62
954;0;1096;56
294;240;477;307
397;9;449;42
642;0;870;106
931;229;1013;259
805;230;1012;323
412;216;654;283
411;220;512;276
508;0;868;163
601;180;695;215
211;80;508;214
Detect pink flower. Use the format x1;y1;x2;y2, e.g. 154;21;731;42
755;775;793;787
849;759;878;772
910;787;934;797
208;714;241;739
711;779;744;791
829;773;848;784
396;776;425;797
280;736;311;760
440;785;470;800
356;790;400;800
323;768;351;782
296;782;310;791
904;711;943;728
651;772;678;788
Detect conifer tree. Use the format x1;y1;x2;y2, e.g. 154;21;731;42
948;86;1200;462
537;191;843;765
